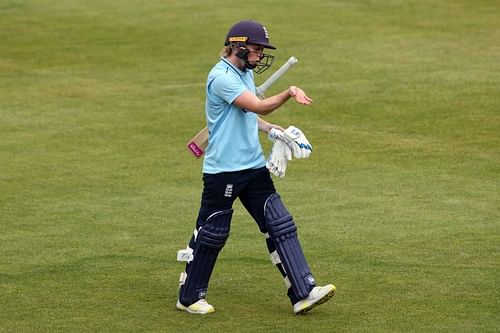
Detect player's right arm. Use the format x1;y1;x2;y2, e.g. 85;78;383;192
233;86;313;115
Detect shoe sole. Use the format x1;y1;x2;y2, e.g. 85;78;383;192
296;287;336;315
176;301;215;315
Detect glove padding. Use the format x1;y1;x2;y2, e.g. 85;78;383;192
267;127;284;142
282;126;312;159
266;140;292;178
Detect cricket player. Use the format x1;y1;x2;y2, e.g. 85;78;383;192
177;20;335;315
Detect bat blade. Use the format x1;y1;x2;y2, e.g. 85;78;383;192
187;127;208;158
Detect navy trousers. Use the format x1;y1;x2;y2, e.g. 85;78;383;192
196;166;275;233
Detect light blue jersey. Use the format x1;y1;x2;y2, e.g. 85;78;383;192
203;58;266;174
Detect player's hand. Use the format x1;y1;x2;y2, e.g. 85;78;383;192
289;86;313;105
266;140;292;178
282;126;312;158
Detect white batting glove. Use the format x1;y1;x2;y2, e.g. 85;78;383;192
266;140;292;178
282;126;312;158
267;127;284;142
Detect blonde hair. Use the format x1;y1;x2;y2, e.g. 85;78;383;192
219;46;232;57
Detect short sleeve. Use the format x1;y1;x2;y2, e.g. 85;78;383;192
210;73;247;104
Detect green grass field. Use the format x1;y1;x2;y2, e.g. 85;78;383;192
1;0;499;332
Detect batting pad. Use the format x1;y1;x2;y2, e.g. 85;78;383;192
179;209;233;306
264;193;315;300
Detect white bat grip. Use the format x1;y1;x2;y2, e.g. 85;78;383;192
256;56;298;97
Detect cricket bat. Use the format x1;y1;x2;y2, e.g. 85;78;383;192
186;56;299;158
187;127;209;158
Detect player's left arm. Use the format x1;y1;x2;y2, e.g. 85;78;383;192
257;117;284;134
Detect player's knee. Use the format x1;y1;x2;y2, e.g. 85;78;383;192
264;193;297;239
197;209;233;249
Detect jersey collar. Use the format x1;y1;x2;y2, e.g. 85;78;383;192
221;57;246;77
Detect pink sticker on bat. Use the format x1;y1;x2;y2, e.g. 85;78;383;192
187;142;204;158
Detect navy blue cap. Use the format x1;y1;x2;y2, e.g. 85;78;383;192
224;20;276;50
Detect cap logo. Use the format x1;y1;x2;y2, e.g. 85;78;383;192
262;26;269;39
229;36;248;42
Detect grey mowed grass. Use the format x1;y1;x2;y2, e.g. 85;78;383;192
1;0;499;332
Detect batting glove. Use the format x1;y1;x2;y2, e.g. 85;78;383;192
266;140;292;178
267;127;284;142
282;126;312;158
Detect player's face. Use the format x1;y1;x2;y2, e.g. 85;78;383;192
246;45;265;65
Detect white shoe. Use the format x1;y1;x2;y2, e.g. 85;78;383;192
293;284;336;314
176;299;215;314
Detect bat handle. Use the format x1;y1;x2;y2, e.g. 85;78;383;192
255;86;265;97
287;56;298;66
256;56;298;97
